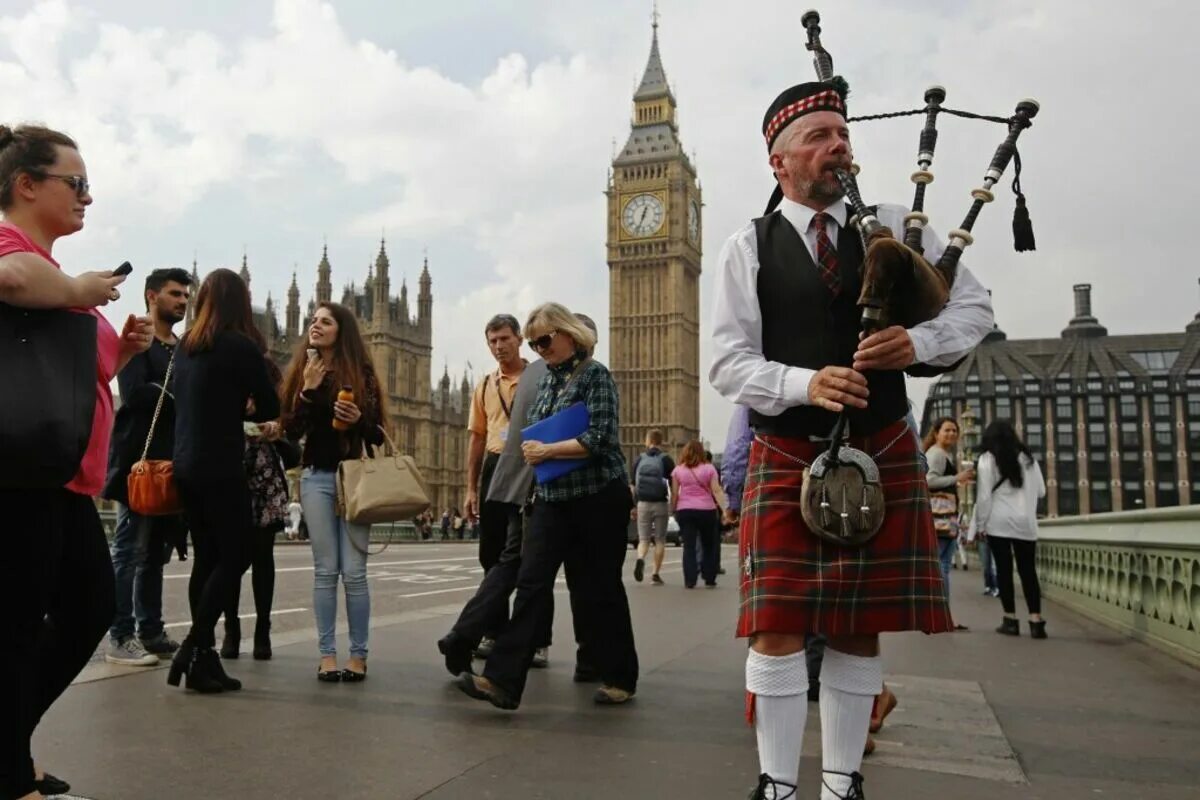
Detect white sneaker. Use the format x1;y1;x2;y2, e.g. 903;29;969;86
531;647;549;669
105;636;159;666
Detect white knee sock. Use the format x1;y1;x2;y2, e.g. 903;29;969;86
818;649;883;800
746;649;808;799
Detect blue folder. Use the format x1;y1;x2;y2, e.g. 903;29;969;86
521;402;591;484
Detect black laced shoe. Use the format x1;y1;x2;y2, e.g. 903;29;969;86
822;770;866;799
748;773;796;799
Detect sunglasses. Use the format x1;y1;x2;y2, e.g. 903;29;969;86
527;331;557;351
42;173;90;198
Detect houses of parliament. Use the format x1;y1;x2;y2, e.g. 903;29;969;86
170;15;702;516
187;243;470;517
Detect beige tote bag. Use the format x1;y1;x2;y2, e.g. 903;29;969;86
337;426;431;524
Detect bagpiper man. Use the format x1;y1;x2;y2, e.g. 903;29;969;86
709;79;993;799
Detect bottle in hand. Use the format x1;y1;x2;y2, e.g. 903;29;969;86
332;385;355;431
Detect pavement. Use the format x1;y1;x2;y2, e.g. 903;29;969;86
36;544;1200;800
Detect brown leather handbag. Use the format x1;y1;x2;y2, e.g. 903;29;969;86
127;351;182;516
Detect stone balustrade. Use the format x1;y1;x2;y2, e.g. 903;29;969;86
1038;506;1200;666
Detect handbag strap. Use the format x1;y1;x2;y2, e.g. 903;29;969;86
138;347;176;463
687;465;720;507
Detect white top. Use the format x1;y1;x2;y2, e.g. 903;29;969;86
974;452;1045;541
709;196;995;415
288;501;303;525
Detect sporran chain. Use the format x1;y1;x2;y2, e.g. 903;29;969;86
753;421;911;469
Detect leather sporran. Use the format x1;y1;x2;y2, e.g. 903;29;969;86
127;351;182;516
800;443;886;547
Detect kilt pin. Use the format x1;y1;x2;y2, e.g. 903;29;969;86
736;418;953;639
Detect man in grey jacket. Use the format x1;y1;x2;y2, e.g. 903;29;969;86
437;314;601;682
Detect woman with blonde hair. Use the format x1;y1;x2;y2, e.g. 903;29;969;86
457;302;638;710
671;439;726;588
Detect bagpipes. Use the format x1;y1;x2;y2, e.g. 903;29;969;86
800;8;1039;334
794;10;1039;548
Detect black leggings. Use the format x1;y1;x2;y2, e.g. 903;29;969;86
989;536;1041;616
178;478;254;650
225;526;277;628
1;488;115;799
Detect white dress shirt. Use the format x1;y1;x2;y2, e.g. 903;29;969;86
709;196;994;416
973;452;1045;542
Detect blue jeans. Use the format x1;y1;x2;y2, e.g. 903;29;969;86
301;468;371;659
108;503;167;641
979;536;997;592
937;536;957;601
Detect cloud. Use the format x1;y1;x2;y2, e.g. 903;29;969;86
4;0;1197;449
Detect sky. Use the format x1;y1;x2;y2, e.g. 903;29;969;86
3;0;1197;449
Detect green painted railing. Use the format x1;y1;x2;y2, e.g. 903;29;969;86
1038;506;1200;667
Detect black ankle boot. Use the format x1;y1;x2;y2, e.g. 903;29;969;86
996;617;1020;636
1029;619;1048;639
221;617;241;659
167;643;224;693
201;647;242;691
253;619;272;660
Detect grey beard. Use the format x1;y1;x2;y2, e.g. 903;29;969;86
799;177;845;204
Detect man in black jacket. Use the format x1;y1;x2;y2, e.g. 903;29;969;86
101;268;192;665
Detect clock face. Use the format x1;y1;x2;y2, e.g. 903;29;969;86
622;193;665;237
688;199;700;243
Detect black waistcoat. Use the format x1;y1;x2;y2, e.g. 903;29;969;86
749;210;908;438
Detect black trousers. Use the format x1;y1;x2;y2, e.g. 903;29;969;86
485;479;637;700
989;536;1042;615
177;477;254;650
1;488;114;800
677;508;720;587
477;453;507;572
451;502;552;649
225;526;278;628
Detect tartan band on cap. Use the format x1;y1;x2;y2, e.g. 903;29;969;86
762;80;849;151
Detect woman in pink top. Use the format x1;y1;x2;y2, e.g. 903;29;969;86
671;440;727;589
0;124;151;800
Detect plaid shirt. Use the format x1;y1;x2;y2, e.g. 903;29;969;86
527;353;628;502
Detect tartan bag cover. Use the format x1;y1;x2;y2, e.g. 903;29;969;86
737;418;952;638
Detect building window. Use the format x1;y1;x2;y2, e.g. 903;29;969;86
1153;420;1173;448
1130;350;1179;371
1087;395;1105;420
1188;393;1200;418
995;396;1012;422
1055;396;1073;420
1025;422;1044;450
1025;400;1042;420
388;353;397;394
1090;481;1112;514
1152;394;1171;418
1088;422;1106;449
1120;395;1139;419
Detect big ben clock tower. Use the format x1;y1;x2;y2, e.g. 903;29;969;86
607;14;702;466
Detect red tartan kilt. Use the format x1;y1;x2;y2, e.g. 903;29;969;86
736;418;952;638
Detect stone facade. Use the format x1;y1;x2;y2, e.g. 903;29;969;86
606;19;702;466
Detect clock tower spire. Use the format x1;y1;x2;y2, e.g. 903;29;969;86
606;11;702;464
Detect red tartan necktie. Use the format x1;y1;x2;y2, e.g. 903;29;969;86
810;212;841;297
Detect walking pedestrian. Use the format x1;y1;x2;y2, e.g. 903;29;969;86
630;430;675;585
101;267;193;667
168;268;280;694
670;440;725;588
457;303;638;710
974;420;1048;638
282;302;386;683
0;122;150;800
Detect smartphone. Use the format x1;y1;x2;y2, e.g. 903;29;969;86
112;261;133;277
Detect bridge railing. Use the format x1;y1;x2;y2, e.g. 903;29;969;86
1038;506;1200;667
